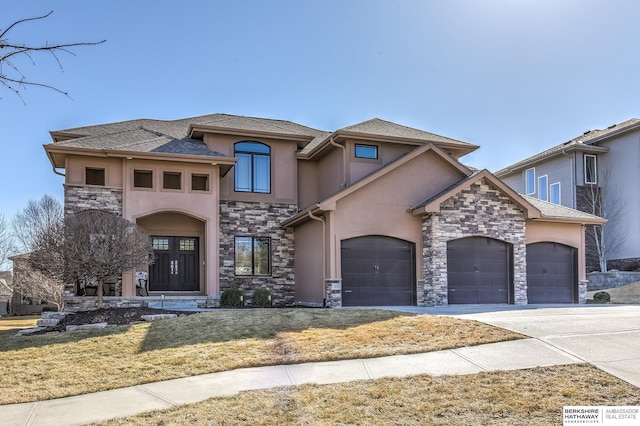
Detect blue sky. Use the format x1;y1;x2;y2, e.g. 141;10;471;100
2;0;640;219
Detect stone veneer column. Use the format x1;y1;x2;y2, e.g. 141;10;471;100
219;201;296;306
63;184;123;295
421;179;528;306
325;278;342;308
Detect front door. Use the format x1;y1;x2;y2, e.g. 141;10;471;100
149;236;199;292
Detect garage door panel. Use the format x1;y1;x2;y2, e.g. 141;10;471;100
447;237;512;304
527;242;577;304
341;236;415;306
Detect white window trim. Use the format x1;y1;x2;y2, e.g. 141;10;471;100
550;182;561;205
525;168;535;195
584;154;597;184
538;175;548;202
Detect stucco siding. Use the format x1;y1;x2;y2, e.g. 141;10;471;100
293;219;325;303
331;150;466;282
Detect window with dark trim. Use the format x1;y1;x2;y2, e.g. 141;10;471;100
585;154;597;184
234;236;271;276
86;168;105;186
525;168;535;195
191;174;209;191
163;171;182;190
355;144;378;159
234;141;271;193
134;170;153;188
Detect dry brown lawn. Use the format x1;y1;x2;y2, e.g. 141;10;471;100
587;281;640;304
0;309;523;404
98;364;640;426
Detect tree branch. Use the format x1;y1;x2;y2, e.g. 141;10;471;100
0;10;106;102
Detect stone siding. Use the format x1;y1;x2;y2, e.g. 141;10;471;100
64;184;123;216
63;185;124;295
421;179;527;306
587;271;640;291
219;201;296;306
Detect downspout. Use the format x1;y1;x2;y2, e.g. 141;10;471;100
307;210;327;300
329;137;347;188
52;167;65;177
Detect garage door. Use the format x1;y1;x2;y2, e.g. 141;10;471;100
527;242;577;303
341;236;415;306
447;237;513;304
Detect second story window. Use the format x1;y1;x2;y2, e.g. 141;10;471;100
584;154;597;184
235;141;270;193
550;182;561;205
355;144;378;159
134;170;153;188
86;167;105;186
538;175;548;201
163;171;182;190
525;168;535;195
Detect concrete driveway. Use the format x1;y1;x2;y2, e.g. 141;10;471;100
451;305;640;388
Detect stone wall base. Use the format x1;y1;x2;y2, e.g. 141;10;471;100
325;278;342;308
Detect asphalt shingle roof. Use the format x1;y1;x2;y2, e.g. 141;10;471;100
495;118;640;176
51;113;476;159
522;195;603;222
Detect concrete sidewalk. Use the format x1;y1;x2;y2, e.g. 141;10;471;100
3;338;580;426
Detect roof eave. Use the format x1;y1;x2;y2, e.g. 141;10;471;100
495;144;609;176
530;216;606;225
188;124;314;146
44;145;237;174
300;130;479;160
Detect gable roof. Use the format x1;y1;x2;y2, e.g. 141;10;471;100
283;142;472;227
410;169;542;219
494;118;640;176
299;118;478;158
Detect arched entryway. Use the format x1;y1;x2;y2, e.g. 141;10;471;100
527;242;578;303
341;236;416;306
447;237;513;304
137;212;205;293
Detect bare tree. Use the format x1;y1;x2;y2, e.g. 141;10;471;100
64;210;154;308
12;254;65;312
11;195;65;309
578;169;627;272
12;194;63;253
0;10;105;102
0;213;13;270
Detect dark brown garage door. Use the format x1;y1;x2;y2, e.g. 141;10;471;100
447;237;513;304
341;236;415;306
527;242;577;303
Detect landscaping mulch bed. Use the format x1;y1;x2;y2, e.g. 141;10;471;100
49;307;197;332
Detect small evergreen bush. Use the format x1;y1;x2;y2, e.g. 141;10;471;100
253;288;272;307
593;291;611;303
220;289;243;307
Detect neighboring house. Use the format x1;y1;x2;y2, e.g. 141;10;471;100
495;118;640;272
0;271;12;316
43;114;602;306
8;255;57;315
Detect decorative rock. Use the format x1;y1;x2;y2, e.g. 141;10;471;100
15;327;46;337
66;322;108;331
42;312;68;320
141;314;177;322
36;318;61;327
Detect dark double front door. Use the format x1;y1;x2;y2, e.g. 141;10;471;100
149;236;200;292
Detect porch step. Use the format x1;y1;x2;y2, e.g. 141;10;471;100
147;301;199;310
